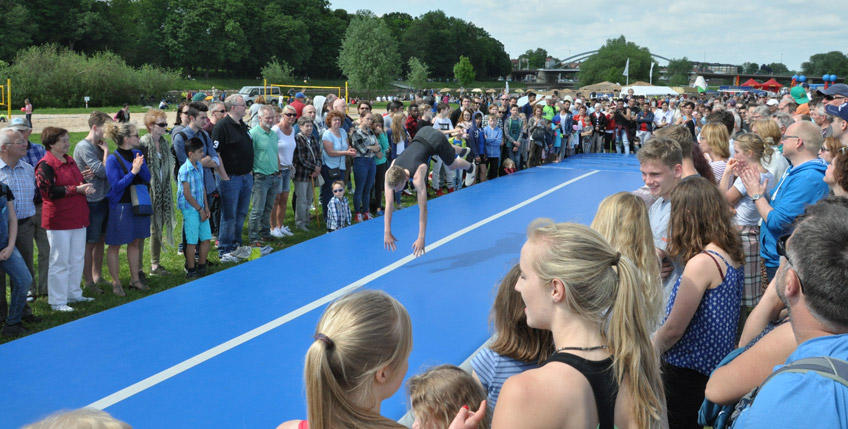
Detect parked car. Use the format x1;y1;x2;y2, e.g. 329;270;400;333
237;86;282;106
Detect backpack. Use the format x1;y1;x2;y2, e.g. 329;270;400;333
707;356;848;428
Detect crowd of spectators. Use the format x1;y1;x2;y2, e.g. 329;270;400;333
8;82;848;428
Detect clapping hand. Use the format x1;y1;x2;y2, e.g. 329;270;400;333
131;153;144;174
738;164;767;199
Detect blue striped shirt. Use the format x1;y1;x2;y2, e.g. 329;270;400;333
0;158;36;219
471;347;538;410
177;159;205;210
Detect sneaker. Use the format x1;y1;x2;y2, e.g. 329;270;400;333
355;213;363;223
233;246;252;260
376;209;384;216
435;189;447;197
1;323;26;337
280;226;294;237
197;263;207;277
364;212;375;220
68;296;94;303
270;227;284;238
402;189;413;196
465;163;477;186
219;252;239;263
26;291;35;302
260;245;273;256
150;266;170;276
51;304;74;312
22;314;41;324
186;268;198;280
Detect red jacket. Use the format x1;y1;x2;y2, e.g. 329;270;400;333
36;151;90;230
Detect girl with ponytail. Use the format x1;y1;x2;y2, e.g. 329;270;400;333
278;290;485;429
492;220;666;429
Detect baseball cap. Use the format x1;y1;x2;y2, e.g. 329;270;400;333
790;86;809;104
816;83;848;98
563;95;573;102
8;117;31;131
766;99;779;106
728;99;737;107
575;98;583;104
295;92;305;98
825;102;848;122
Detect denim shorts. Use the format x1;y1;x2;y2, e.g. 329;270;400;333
85;199;109;243
279;167;292;193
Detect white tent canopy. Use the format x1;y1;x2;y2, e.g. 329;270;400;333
620;86;679;96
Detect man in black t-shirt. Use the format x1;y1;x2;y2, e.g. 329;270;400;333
211;94;254;261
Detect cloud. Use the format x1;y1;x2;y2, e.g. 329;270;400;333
331;0;848;70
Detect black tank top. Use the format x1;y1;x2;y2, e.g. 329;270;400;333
543;352;618;429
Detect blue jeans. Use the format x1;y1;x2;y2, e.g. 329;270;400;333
0;215;32;325
248;173;281;242
217;173;253;255
352;157;376;214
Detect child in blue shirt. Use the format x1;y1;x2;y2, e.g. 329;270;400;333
177;137;211;276
484;114;504;180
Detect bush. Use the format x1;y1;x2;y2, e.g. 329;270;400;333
261;57;294;85
6;44;179;108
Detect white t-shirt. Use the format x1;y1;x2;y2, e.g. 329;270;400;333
434;117;453;132
733;172;775;226
272;125;296;167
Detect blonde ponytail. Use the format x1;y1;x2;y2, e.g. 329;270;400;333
304;290;411;429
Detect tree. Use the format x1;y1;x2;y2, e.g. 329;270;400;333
0;2;36;63
262;57;294;84
382;12;413;45
578;36;654;87
407;57;429;91
741;62;759;74
802;51;848;78
453;56;475;86
523;48;549;69
338;11;400;98
666;57;692;86
767;62;791;75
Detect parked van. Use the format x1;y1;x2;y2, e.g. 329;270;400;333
238;86;282;106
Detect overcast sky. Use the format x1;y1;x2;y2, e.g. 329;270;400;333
329;0;847;72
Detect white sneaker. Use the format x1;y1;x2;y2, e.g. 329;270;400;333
260;245;273;256
68;296;94;303
51;304;74;312
219;252;239;263
270;228;284;238
280;226;294;237
465;163;477;187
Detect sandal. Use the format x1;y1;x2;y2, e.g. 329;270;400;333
85;282;104;295
129;279;149;291
112;283;126;297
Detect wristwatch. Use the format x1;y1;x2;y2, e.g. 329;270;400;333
751;193;763;201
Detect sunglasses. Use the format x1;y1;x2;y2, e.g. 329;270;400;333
155;122;168;128
213;110;226;114
284;113;297;117
777;233;805;293
332;189;345;193
825;95;846;101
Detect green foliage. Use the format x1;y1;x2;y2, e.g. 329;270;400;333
523;48;550;69
741;62;759;74
338;11;400;96
767;62;791;75
666;57;692;76
0;2;35;63
261;57;295;85
407;57;429;90
578;36;655;87
801;51;848;78
453;56;476;87
8;45;178;107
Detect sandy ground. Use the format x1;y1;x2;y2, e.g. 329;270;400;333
15;112;180;134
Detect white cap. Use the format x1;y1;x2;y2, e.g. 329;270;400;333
766;99;779;106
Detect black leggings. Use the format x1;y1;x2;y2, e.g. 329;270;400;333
486;157;500;180
662;361;709;429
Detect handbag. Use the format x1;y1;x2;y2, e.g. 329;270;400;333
328;167;341;180
113;153;153;216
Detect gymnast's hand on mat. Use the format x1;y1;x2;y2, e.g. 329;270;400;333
384;231;398;252
448;400;487;429
412;237;426;257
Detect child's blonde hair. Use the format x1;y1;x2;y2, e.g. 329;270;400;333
331;180;345;189
407;365;489;429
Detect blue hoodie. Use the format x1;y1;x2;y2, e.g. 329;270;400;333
760;158;829;267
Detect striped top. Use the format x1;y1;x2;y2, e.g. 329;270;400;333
471;347;538;410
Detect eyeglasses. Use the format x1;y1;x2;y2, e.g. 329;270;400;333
213;110;226;114
825;95;846;101
359;107;371;111
284;113;297;117
776;233;804;293
155;122;168;128
332;189;345;193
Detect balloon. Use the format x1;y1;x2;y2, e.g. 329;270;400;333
799;75;807;82
792;75;799;80
832;75;838;82
823;75;829;82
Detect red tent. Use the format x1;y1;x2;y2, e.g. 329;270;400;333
760;78;783;91
741;78;761;88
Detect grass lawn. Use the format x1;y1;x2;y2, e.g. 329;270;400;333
2;130;424;344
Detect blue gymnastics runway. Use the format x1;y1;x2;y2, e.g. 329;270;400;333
0;154;644;428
